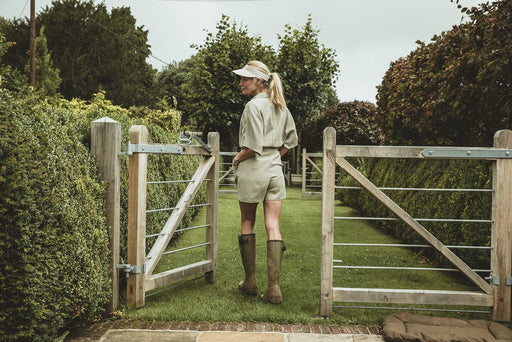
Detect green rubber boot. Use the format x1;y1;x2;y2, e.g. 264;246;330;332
261;240;286;304
238;234;258;295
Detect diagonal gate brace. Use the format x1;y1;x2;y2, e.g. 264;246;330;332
335;156;493;294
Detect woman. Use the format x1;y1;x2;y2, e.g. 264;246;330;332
232;61;298;304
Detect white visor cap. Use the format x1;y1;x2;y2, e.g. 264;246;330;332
233;65;270;82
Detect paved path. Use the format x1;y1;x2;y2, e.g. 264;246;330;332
97;330;384;341
65;321;384;342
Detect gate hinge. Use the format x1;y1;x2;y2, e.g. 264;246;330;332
117;263;146;278
124;142;183;156
486;275;512;286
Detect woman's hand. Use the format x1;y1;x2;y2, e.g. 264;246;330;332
278;146;288;157
233;148;256;169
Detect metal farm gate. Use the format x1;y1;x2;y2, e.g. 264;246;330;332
301;148;323;198
320;127;512;321
123;125;219;308
92;119;219;310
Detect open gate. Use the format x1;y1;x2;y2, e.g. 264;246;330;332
125;125;219;308
320;127;512;321
301;148;323;198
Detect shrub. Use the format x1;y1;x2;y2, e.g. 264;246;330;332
303;101;382;152
337;0;510;270
59;92;205;260
0;90;110;341
375;1;512;147
0;90;205;340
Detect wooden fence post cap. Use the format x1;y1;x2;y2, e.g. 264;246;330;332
494;129;512;146
92;116;120;123
323;127;336;135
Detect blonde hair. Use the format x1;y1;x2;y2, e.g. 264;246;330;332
247;61;286;111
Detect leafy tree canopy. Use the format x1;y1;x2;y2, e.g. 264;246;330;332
156;14;340;152
24;26;61;96
376;0;512;146
1;0;156;107
277;15;340;134
177;15;275;150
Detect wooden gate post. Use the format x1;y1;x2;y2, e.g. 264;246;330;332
91;117;121;313
206;132;219;283
127;125;148;308
492;129;512;321
320;127;336;316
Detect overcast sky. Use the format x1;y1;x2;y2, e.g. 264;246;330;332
1;0;483;103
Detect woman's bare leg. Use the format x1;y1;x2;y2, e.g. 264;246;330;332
239;201;258;234
263;200;282;240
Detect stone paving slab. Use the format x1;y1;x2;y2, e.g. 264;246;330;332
287;333;380;342
101;330;198;342
98;330;385;342
199;331;284;342
65;320;383;342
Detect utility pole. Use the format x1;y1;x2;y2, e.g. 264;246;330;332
29;0;35;87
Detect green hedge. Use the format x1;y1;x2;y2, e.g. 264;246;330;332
337;158;492;270
0;90;205;341
59;93;206;260
0;91;110;341
303;101;382;152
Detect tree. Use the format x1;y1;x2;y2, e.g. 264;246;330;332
376;0;512;146
0;29;28;92
0;33;15;82
276;15;339;169
0;17;29;73
2;0;156;107
153;58;196;112
277;15;340;135
24;26;61;95
160;14;340;155
180;15;275;150
92;6;157;106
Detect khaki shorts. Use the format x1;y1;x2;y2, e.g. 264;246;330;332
235;148;286;203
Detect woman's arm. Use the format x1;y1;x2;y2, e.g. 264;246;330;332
233;147;256;168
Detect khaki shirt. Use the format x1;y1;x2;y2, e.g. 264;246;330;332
239;93;298;154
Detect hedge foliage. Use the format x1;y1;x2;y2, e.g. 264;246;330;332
338;158;493;269
0;90;204;341
337;1;511;270
303;101;382;151
375;0;512;147
59;92;206;260
0;91;110;341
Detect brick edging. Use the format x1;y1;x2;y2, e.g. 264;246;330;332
65;319;382;341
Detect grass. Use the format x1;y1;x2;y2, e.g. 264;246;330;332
122;186;493;326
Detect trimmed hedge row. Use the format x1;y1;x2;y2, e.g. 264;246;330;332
303;101;382;152
0;90;204;341
59;93;206;260
337;158;492;269
0;91;110;341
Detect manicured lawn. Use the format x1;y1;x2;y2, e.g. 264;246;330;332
123;186;491;326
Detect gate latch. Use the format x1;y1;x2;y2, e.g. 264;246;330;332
179;132;212;153
486;275;512;286
117;264;145;278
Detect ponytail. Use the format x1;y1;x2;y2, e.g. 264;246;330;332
268;72;286;111
246;61;287;111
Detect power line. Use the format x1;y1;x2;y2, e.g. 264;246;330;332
21;0;171;68
19;0;30;18
87;17;171;67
